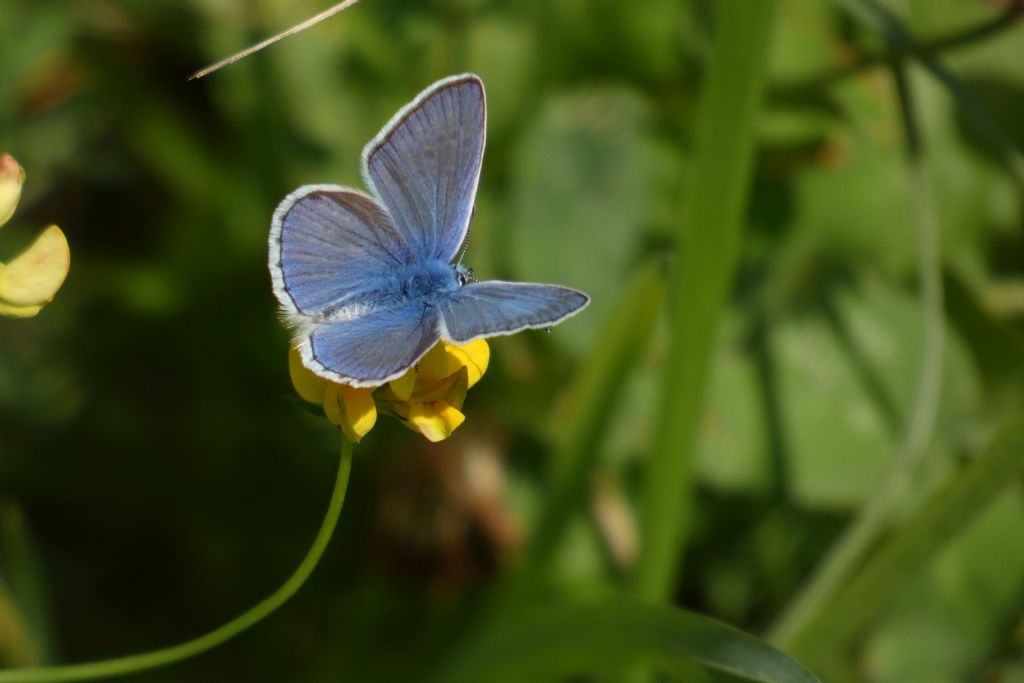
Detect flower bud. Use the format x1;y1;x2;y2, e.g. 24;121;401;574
0;154;25;227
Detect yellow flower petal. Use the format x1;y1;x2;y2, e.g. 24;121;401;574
0;225;70;307
288;347;328;404
415;343;451;384
0;301;43;318
443;366;469;412
388;366;416;401
0;155;24;227
386;397;410;420
341;385;377;441
323;384;344;423
445;339;489;388
414;366;468;411
414;373;456;402
407;400;465;442
324;383;377;442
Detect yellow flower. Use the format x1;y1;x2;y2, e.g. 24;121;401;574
289;348;377;443
0;154;70;318
287;338;489;443
0;154;24;226
381;340;489;442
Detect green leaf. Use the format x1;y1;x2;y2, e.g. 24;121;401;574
788;393;1024;671
790;77;916;273
436;600;821;683
507;86;665;355
696;274;983;504
793;276;975;504
768;0;838;84
863;486;1024;683
0;502;51;666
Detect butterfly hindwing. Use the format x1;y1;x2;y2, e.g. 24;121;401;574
300;303;442;387
362;74;485;264
436;281;589;344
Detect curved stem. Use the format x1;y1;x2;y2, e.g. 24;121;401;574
0;440;354;682
770;49;945;650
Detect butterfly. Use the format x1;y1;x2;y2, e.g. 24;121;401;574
269;74;589;387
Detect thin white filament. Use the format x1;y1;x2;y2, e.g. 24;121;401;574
189;0;363;80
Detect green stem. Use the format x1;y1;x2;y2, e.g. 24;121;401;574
630;0;775;602
770;47;945;650
793;396;1024;671
0;440;354;682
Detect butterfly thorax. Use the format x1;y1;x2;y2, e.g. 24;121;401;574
392;259;460;303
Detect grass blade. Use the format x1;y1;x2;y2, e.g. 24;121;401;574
502;262;664;604
630;0;776;601
437;599;821;683
788;393;1024;673
0;504;50;666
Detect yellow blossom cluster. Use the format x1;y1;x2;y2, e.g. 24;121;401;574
289;339;490;443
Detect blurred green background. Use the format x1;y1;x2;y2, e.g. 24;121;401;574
2;0;1024;681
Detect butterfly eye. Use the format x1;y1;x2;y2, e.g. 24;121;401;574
456;264;475;286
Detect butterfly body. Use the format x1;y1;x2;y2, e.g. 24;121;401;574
395;259;461;302
309;259;459;324
270;74;589;387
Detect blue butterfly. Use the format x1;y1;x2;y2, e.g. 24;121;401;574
269;74;589;387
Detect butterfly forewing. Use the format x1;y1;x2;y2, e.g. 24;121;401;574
436;281;590;344
270;185;410;316
362;74;485;264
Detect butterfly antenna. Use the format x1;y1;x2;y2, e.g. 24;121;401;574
189;0;362;80
456;205;475;265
